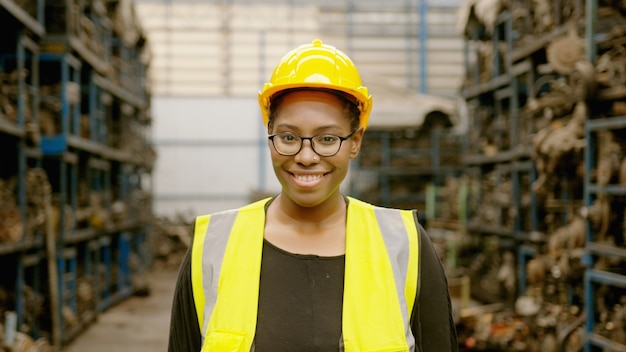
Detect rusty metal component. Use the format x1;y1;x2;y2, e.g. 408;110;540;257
77;277;96;325
595;294;626;345
569;60;597;102
24;168;52;239
458;300;583;351
21;285;44;336
527;75;576;120
38;86;63;136
0;206;22;244
532;0;555;34
595;45;626;87
468;170;515;229
595;130;622;185
457;0;505;37
531;102;587;197
0;69;31;123
0;177;23;244
546;28;586;75
49;194;76;240
586;197;613;242
547;216;586;260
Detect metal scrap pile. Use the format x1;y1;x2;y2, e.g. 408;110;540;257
454;0;626;350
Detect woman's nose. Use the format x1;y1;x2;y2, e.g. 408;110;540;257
294;139;319;164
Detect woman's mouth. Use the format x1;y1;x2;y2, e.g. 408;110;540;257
290;172;326;187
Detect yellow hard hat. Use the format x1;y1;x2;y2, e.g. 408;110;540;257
258;39;373;130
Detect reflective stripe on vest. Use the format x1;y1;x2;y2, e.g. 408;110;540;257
191;196;419;352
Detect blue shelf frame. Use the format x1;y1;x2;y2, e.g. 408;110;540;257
582;1;626;350
2;1;152;349
0;20;48;345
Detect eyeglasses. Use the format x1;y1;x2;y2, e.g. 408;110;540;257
268;129;357;157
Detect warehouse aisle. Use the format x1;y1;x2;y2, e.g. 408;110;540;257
62;262;180;352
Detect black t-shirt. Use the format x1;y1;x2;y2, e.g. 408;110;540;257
168;223;458;352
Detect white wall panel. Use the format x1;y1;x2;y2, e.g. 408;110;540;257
151;96;281;217
155;146;259;195
152;97;260;141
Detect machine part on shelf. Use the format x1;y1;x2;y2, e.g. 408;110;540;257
456;0;505;37
595;293;626;345
61;305;78;331
471;170;515;228
546;28;585;75
547;216;586;260
110;200;128;224
480;40;505;83
25;168;52;239
0;69;30;123
510;3;532;45
533;0;555;35
38;89;62;136
467;242;519;304
88;192;109;230
606;297;626;345
0;178;21;244
527;75;576;120
586;197;612;242
515;295;542;316
0;178;17;206
49;195;75;240
24;121;41;147
595;130;623;186
76;277;96;324
0;207;23;244
497;251;517;299
595;45;626;88
558;313;585;352
611;100;626;116
78;15;104;58
531;102;587;197
526;256;547;288
21;285;44;336
109;0;145;47
569;60;597;102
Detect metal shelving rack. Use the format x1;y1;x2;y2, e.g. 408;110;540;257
350;127;463;217
0;0;47;345
581;1;626;351
456;2;595;348
1;0;152;349
582;116;626;350
460;11;542;303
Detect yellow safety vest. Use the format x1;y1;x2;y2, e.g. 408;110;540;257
191;197;419;351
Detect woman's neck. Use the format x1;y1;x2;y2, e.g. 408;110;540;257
264;193;348;256
272;192;347;227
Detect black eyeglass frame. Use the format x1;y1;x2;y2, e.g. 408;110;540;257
268;128;358;157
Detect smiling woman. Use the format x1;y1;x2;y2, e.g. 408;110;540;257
167;39;459;352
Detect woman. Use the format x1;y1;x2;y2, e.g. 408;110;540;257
168;39;458;352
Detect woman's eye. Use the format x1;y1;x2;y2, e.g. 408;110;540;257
319;135;338;144
281;134;298;142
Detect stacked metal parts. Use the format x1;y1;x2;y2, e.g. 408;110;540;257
450;0;626;351
0;0;153;350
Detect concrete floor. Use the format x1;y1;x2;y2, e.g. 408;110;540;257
62;262;179;352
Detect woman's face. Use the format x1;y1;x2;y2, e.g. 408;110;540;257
268;90;363;208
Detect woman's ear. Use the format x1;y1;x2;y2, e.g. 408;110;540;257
349;127;365;160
